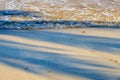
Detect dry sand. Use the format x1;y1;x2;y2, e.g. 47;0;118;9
0;28;120;80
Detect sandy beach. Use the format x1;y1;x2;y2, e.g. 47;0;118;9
0;28;120;80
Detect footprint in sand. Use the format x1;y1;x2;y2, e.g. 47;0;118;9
110;59;118;63
82;31;86;33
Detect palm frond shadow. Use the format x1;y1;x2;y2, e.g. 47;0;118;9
0;10;120;80
0;30;120;79
0;40;119;80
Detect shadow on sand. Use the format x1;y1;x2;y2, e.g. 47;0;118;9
0;30;120;80
0;10;120;80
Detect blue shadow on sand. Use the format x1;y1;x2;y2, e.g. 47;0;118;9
0;40;119;80
0;10;120;80
0;30;120;80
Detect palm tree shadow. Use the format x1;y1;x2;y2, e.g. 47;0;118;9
1;30;120;54
0;10;120;80
0;40;120;80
